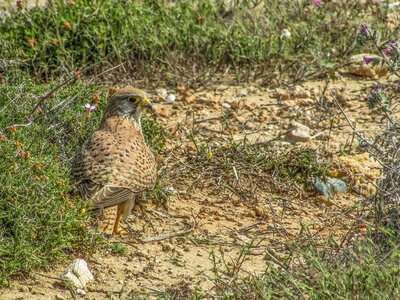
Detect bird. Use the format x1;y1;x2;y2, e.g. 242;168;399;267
71;86;157;235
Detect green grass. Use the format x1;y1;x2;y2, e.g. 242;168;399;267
0;69;169;285
0;0;391;80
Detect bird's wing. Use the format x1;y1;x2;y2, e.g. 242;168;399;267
77;180;134;209
71;130;121;187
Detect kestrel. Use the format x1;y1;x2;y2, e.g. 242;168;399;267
72;86;157;235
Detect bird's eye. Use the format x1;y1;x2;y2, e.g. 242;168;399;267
128;97;138;103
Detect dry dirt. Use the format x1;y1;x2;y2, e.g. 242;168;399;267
0;70;386;299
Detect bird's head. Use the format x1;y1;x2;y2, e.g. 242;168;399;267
103;86;153;125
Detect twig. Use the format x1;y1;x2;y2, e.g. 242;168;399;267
138;217;196;243
33;272;63;282
30;75;76;115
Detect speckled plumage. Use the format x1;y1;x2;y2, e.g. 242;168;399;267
72;86;156;234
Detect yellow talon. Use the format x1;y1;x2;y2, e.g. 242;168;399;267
114;227;128;235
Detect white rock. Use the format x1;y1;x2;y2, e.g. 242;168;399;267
166;94;176;104
389;2;400;9
239;90;248;97
61;259;94;289
76;289;86;296
164;186;177;195
285;121;311;143
222;103;231;109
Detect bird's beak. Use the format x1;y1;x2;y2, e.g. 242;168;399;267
142;98;152;110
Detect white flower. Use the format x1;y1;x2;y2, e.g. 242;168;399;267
280;29;291;39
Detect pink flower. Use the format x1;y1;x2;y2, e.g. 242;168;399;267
359;24;368;34
312;0;322;5
84;104;96;111
363;56;374;64
384;48;393;56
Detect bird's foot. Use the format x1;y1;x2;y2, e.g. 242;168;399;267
113;227;128;235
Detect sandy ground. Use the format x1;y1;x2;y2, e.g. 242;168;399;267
0;73;384;299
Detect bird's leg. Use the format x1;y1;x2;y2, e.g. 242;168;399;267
98;206;117;235
113;201;129;235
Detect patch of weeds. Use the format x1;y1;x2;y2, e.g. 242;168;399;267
265;147;331;185
0;0;391;80
169;255;185;268
212;239;400;299
109;242;129;257
176;143;331;202
0;69;169;285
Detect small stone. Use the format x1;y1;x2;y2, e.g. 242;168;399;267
184;94;196;104
285;121;311;143
280;100;297;107
296;98;314;106
254;206;268;218
232;100;245;110
239;90;248;97
164;186;177;195
153;107;171;118
235;116;246;123
162;243;173;252
293;86;310;99
55;294;65;300
166;94;176;104
222;103;231;109
275;88;290;100
76;289;86;296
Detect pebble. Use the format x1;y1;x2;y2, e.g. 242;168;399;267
164;186;177;195
293;86;310;99
153;107;171;118
239;90;248;97
285;121;312;143
166;94;176;104
221;103;231;109
162;243;173;252
275;88;290;100
184;94;196;104
76;289;86;296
